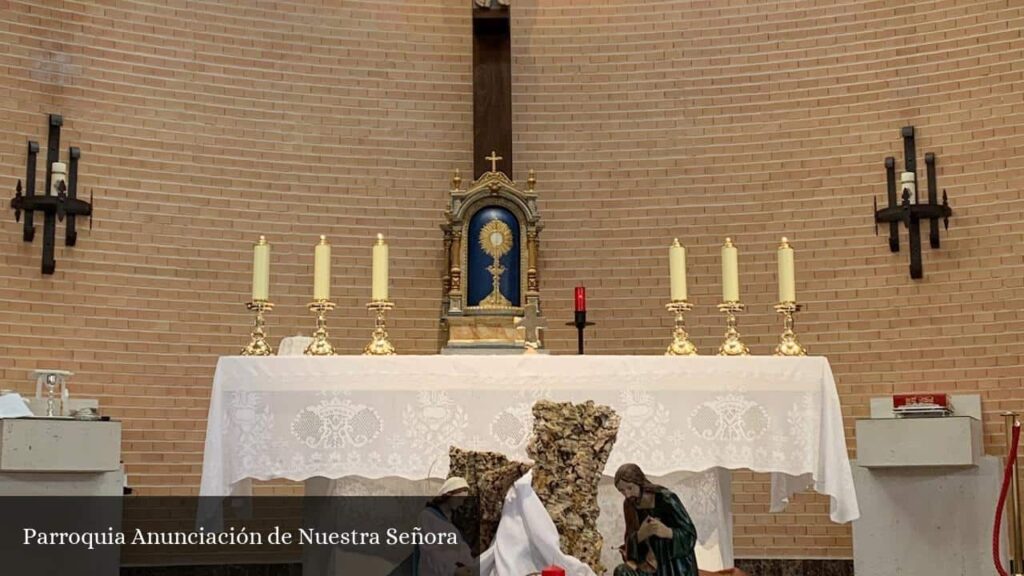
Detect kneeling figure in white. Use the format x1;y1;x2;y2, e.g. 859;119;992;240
478;471;596;576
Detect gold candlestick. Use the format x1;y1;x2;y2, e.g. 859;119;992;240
773;302;807;356
241;300;274;356
665;300;698;356
717;301;750;356
364;300;396;355
304;300;337;356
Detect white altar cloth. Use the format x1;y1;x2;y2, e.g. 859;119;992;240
199;354;858;526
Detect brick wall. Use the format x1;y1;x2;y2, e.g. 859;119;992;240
2;0;1022;560
512;0;1024;557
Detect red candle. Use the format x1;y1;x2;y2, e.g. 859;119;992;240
574;286;586;312
541;566;566;576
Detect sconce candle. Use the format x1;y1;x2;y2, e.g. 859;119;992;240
574;286;586;312
371;233;389;301
900;172;916;204
778;237;795;303
252;236;270;301
313;235;331;301
50;162;67;196
669;238;687;301
721;237;740;302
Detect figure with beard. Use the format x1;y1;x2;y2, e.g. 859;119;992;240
612;463;699;576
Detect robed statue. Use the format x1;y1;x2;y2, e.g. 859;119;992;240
613;464;700;576
414;477;476;576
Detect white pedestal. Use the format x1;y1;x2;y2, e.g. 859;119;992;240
856;417;982;468
853;398;1003;575
0;418;123;576
0;418;122;495
852;457;1005;575
853;404;1002;576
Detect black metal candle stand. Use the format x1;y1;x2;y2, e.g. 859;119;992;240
566;311;595;355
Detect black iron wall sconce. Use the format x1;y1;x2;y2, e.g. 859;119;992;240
9;114;93;274
873;126;952;279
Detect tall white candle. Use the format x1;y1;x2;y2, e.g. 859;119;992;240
669;238;687;301
778;237;795;303
50;162;67;196
313;235;331;301
721;237;739;302
372;233;389;301
252;236;270;301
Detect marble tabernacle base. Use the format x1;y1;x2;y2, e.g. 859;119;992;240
441;315;550;354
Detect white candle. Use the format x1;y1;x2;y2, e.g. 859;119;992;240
50;162;67;196
900;172;916;204
372;233;389;301
721;237;739;302
252;236;270;301
313;235;331;301
778;237;795;303
669;238;687;301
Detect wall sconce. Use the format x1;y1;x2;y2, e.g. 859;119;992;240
9;114;93;274
873;126;952;279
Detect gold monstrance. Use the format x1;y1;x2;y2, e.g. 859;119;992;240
478;219;513;308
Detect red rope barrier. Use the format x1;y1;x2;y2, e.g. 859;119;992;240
994;420;1021;576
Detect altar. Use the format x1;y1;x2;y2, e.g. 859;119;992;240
199;355;859;571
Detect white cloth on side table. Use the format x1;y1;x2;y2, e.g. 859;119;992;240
0;393;33;419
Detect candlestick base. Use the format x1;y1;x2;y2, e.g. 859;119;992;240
304;300;337;356
364;300;396;356
241;300;275;356
717;301;750;356
665;300;698;356
773;302;807;356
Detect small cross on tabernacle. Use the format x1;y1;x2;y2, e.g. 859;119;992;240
486;151;503;173
515;301;547;350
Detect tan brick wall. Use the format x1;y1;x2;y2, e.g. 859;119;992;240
2;0;1022;560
